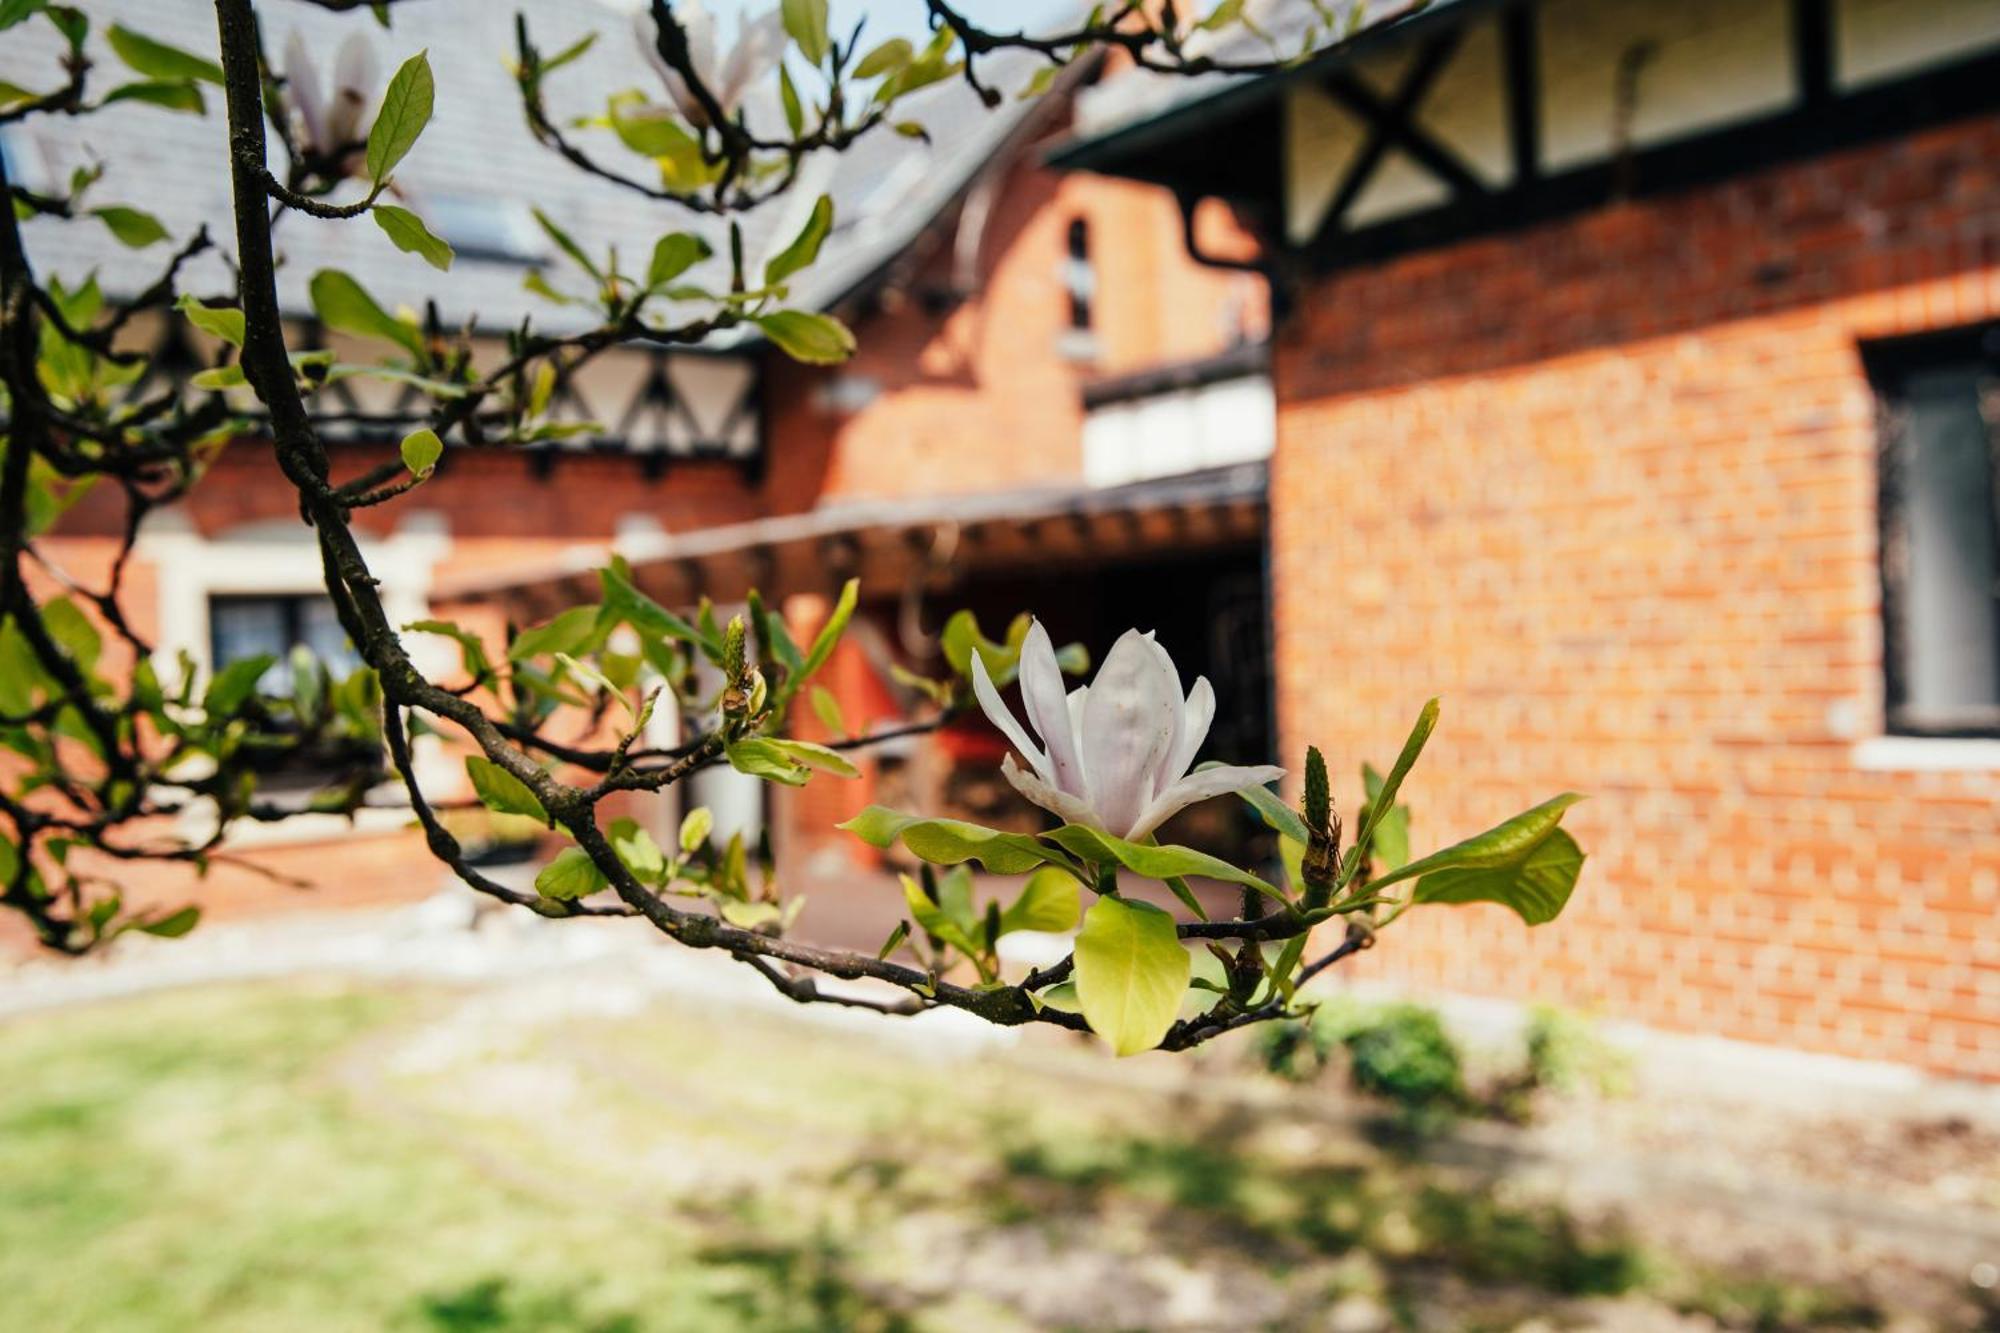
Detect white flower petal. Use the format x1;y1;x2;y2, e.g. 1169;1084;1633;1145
1142;635;1184;800
1002;754;1102;830
283;32;325;155
1019;621;1087;800
718;7;786;113
1125;763;1287;844
325;32;377;149
970;649;1051;782
1166;676;1215;783
1081;629;1181;838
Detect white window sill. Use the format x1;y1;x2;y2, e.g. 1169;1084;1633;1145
1852;736;2000;772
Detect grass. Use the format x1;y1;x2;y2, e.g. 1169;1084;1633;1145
0;978;1892;1331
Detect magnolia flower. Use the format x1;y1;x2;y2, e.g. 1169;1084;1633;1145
283;30;379;172
973;623;1285;843
635;1;786;127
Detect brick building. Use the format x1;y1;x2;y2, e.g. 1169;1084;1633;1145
1056;0;2000;1075
4;3;1270;922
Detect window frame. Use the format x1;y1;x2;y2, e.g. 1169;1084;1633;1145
1863;322;2000;741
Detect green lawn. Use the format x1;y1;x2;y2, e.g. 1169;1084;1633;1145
0;978;1891;1331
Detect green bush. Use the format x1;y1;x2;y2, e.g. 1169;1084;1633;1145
1256;998;1466;1129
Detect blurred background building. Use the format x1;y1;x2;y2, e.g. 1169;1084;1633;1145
6;0;1998;1082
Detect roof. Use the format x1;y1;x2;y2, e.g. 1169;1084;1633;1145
1053;0;1483;186
2;0;1059;342
443;461;1269;613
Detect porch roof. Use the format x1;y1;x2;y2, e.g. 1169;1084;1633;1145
440;462;1268;618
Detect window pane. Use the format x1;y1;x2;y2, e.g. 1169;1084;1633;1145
209;598;291;693
297;598;360;677
1900;366;2000;724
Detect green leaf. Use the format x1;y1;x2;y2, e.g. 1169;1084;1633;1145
726;738;812;786
372;204;454;271
1361;763;1410;871
753;310;855;365
794;576;857;688
536;847;606;901
1043;824;1286;905
678;806;712;853
508;605;601;661
808;685;847;739
901;872;981;957
763;738;858;778
1411;828;1585;926
999;866;1080;935
609;817;666;881
539;30;597;74
106;24;222;85
189;366;245;391
366;50;434;183
531;207;602;283
1074;895;1189;1056
1231;776;1307;846
308;269;422;358
763;195;834;287
853;37;912;79
404;619;491;685
876;919;909;960
598;561;711;653
465;755;551;826
0;1;48;34
781;0;829;64
136;904;201;938
201;654;272;715
91;205;167;248
43;597;100;672
1344;698;1438;885
102;78;205;114
778;63;804;135
175;294;243;347
399;427;442;476
838;805;1061;876
646;231;710;289
1367;793;1585;928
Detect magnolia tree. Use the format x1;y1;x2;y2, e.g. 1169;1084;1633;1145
0;0;1585;1057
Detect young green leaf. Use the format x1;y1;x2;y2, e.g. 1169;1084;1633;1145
609;817;666;881
726;738;813;786
366;50;434;183
91;205;167;248
753;309;856;365
763;194;833;287
678;805;713;853
531;207;602;283
1043;824;1287;905
308;269;423;357
853;37;912;79
1411;828;1585;926
536;847;606;900
102;78;207;114
778;63;804;135
507;605;601;660
781;0;829;64
372;204;454;271
999;866;1081;936
763;738;858;778
399;427;442;476
175;294;244;347
106;24;223;85
795;576;857;686
646;231;711;289
1342;697;1439;885
838;805;1062;876
189;366;246;391
136;904;202;937
1074;895;1189;1056
465;755;551;826
809;685;848;739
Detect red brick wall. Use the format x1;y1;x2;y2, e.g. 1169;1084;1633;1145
1271;116;2000;1077
764;135;1265;506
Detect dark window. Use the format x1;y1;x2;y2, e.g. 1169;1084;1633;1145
1868;327;2000;738
209;594;359;694
1063;217;1094;331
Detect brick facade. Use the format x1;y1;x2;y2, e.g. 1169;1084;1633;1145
1271;116;2000;1076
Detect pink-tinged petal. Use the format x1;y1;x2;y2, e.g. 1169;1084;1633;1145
1081;629;1181;837
325;32;377;148
1019;621;1087;800
1125;763;1287;843
970;648;1051;782
1141;634;1184;799
1002;755;1102;830
718;7;786;113
283;32;325;154
633;9;675;89
1067;685;1088;742
1165;676;1215;783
